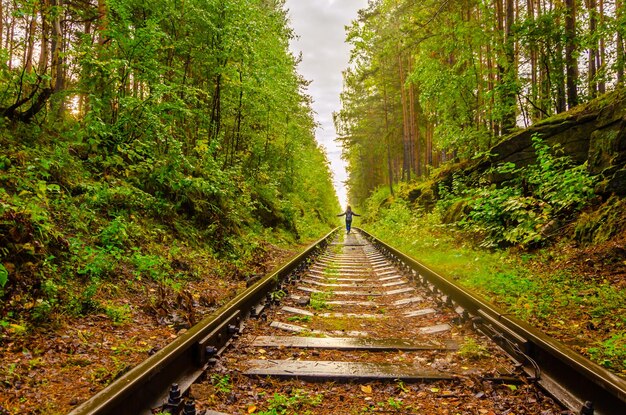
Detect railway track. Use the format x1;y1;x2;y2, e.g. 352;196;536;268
70;229;626;415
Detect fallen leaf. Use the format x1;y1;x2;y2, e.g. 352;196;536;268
430;387;440;393
360;385;372;394
505;384;518;391
247;404;257;413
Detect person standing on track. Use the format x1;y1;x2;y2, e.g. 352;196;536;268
337;205;360;234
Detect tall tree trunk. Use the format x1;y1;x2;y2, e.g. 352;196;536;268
615;0;624;85
598;0;605;94
381;65;394;197
8;8;15;70
408;59;419;178
528;0;540;120
38;0;50;76
495;0;504;135
564;0;578;108
587;0;598;98
398;52;411;182
0;0;3;48
502;0;517;133
51;0;64;115
209;73;222;143
24;5;37;74
97;0;107;45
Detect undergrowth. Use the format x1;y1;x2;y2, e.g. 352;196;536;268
436;135;596;248
363;201;626;374
361;148;625;375
0;124;337;333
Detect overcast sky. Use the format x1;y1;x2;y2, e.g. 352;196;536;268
284;0;369;209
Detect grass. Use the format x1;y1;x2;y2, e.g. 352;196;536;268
252;389;323;415
363;201;626;375
457;338;491;360
309;291;332;311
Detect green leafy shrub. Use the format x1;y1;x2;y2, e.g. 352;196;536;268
131;251;169;281
104;303;132;324
99;217;129;251
0;264;7;291
438;135;596;247
76;246;117;279
588;333;626;370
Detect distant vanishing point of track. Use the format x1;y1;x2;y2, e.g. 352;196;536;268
70;229;626;415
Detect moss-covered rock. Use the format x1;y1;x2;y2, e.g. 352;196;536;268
574;196;626;245
441;200;469;224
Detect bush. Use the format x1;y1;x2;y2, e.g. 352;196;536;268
437;135;596;247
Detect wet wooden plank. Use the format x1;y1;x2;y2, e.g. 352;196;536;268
326;300;377;306
419;323;452;334
281;306;314;316
244;360;455;382
252;336;459;351
270;321;308;333
404;308;437;318
306;274;368;282
298;286;382;296
392;296;423;306
319;312;382;319
332;290;382;296
381;280;407;287
301;279;378;288
378;275;403;282
297;286;321;294
309;268;370;276
384;287;415;296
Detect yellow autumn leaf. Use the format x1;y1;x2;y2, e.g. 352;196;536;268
430;387;440;393
360;385;372;394
247;404;257;413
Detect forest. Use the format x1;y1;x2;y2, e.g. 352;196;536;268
337;0;626;389
0;1;339;411
1;0;626;412
337;0;626;204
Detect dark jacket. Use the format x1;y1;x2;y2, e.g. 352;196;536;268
338;210;360;221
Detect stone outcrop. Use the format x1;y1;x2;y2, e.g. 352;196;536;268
475;89;626;196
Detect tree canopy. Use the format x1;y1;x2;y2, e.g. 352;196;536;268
0;0;339;243
336;0;626;205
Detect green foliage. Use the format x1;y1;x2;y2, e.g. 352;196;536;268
0;264;7;290
210;374;233;394
362;201;626;374
458;338;491;360
588;333;626;370
131;251;168;282
0;0;339;336
437;136;595;247
104;303;132;325
287;315;312;323
255;389;323;415
76;246;117;279
309;291;332;311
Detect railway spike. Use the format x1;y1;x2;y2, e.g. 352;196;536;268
162;383;183;412
182;398;197;415
580;401;594;415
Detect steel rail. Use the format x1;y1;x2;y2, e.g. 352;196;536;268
68;228;338;415
358;227;626;415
